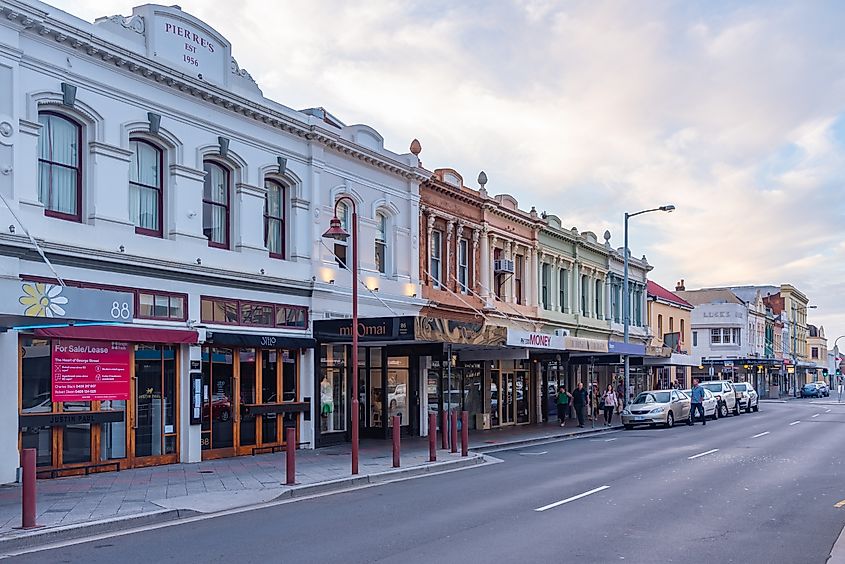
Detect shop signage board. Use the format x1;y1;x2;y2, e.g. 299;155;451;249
314;316;416;343
0;279;134;326
564;336;609;353
506;329;565;350
417;317;506;346
51;339;131;401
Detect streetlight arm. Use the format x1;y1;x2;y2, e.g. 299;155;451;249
333;195;357;216
626;207;662;219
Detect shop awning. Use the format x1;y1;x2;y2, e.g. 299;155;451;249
35;325;199;344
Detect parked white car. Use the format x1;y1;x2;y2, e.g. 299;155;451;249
733;382;759;413
682;388;718;420
700;380;741;417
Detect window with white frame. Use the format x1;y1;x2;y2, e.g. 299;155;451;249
38;112;82;221
202;161;230;248
711;328;741;345
264;179;285;258
559;269;568;313
375;212;387;274
580;275;589;315
458;238;469;293
430;230;442;287
594;279;602;318
541;263;550;309
514;254;524;305
129;139;163;237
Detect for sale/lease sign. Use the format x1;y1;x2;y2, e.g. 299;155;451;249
52;340;131;401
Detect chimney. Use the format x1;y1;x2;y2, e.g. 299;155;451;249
675;279;686;291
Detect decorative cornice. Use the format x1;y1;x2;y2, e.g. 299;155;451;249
2;4;427;182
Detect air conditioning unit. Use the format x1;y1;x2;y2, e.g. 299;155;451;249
494;259;515;274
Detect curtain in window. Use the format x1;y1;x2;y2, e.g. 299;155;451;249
38;114;79;216
264;181;284;256
375;213;386;273
203;163;229;245
129;141;161;232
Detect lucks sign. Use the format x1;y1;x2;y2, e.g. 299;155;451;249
52;339;131;401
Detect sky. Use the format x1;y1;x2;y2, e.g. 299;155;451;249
50;0;845;350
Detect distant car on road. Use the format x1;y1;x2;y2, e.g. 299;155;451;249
622;389;690;429
733;382;759;413
700;380;741;417
801;383;823;398
682;388;718;420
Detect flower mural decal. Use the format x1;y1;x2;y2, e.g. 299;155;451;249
19;283;69;318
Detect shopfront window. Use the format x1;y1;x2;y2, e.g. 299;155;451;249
387;357;409;427
135;345;177;458
320;345;347;433
201;347;235;451
20;337;53;467
262;349;279;443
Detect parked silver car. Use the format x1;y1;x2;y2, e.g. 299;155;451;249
622;390;691;429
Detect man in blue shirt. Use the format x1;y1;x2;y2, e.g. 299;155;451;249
688;378;706;426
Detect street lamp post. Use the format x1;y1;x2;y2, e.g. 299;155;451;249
623;205;674;407
322;197;360;475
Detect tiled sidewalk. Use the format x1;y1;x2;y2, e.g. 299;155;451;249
0;421;618;537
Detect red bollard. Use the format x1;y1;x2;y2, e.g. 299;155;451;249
461;411;469;457
20;448;37;529
351;400;359;475
441;410;448;449
428;413;437;462
392;415;401;468
285;427;296;486
450;410;458;454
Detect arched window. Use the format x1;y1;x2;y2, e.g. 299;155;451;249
375;212;387;274
38;112;82;221
264;179;285;258
203;161;230;248
129;139;163;237
333;201;350;268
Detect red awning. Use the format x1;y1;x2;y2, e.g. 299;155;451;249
35;325;198;344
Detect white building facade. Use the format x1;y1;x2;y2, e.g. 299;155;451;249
0;1;424;481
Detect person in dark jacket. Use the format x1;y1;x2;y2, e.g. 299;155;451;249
572;382;587;428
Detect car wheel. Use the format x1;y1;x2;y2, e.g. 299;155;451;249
624;424;634;430
719;403;728;418
746;402;752;414
666;412;674;428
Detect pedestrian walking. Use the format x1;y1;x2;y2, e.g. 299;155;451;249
602;385;617;426
590;383;600;422
556;386;572;427
688;378;706;426
572;382;587;428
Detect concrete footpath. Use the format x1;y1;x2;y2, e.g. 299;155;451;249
0;421;619;550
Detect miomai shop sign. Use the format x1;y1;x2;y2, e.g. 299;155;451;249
506;329;566;349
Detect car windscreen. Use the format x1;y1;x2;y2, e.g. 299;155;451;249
803;384;816;389
701;383;722;392
734;384;747;391
633;392;670;404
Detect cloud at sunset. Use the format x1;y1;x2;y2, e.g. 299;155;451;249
52;0;845;341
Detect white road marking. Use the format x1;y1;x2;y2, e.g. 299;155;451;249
534;485;611;512
826;409;832;413
812;414;820;418
687;448;719;460
789;420;801;426
751;431;770;438
604;438;617;442
519;451;548;456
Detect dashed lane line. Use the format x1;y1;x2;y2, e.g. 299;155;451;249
789;420;801;426
835;499;845;508
534;485;611;512
812;414;820;418
687;449;719;460
751;431;770;438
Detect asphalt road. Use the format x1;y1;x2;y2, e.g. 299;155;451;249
11;400;845;564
